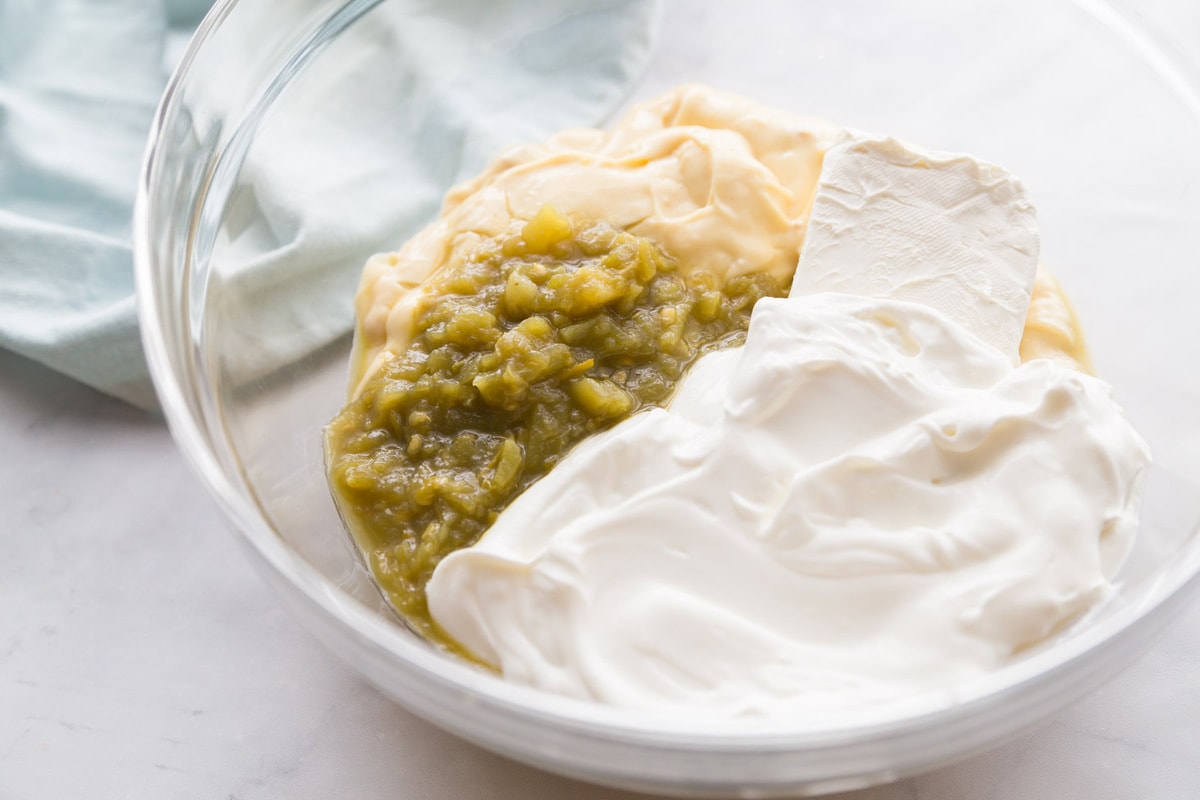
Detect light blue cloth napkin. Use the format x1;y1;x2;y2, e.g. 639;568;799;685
0;0;657;409
0;0;210;408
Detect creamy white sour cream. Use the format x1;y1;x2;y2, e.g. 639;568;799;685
427;294;1149;718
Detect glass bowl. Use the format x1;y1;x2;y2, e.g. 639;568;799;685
134;0;1200;795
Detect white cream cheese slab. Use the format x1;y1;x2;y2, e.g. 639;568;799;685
791;135;1040;363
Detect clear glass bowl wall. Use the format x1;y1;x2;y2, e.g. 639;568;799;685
136;0;1200;795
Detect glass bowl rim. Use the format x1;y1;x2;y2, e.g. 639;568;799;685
133;0;1200;753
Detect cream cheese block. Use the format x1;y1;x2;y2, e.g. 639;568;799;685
791;135;1040;363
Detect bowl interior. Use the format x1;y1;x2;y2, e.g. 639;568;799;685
139;0;1200;790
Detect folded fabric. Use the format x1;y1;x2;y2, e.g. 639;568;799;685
0;0;658;408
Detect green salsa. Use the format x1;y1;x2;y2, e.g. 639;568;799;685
325;206;787;638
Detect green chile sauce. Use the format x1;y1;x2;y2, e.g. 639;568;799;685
326;206;786;638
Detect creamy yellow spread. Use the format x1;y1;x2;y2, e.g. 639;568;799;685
1020;268;1093;372
349;85;1090;394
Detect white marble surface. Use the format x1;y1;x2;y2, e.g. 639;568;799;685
6;1;1200;796
2;344;1199;799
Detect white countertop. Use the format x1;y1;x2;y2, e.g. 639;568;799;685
5;2;1200;795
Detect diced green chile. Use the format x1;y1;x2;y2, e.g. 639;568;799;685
325;208;786;639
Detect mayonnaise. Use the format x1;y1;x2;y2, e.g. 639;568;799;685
349;86;1092;395
349;85;840;394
